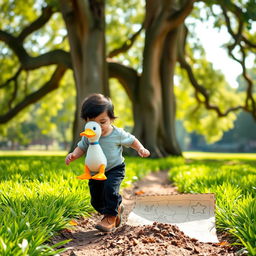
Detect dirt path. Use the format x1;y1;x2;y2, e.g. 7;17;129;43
55;171;236;256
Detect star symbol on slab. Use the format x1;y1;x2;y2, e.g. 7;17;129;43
191;202;207;214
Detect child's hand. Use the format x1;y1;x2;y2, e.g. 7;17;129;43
65;153;76;165
138;148;150;158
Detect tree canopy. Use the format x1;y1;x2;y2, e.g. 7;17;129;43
0;0;256;156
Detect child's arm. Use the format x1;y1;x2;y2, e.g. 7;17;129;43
65;147;85;165
130;138;150;158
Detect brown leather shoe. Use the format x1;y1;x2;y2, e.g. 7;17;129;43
116;204;124;228
95;215;116;232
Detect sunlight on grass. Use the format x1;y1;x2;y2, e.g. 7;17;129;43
1;151;255;255
0;150;67;156
0;155;92;255
0;153;182;255
184;151;256;160
169;154;256;255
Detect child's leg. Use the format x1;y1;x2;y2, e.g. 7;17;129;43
88;179;105;214
94;163;125;232
103;163;125;216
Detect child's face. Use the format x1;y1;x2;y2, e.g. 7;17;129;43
88;111;113;136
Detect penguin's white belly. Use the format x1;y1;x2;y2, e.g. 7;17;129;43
85;145;107;172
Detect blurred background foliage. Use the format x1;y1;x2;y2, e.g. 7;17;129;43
0;0;256;152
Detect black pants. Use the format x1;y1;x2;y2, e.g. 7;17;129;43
88;163;125;216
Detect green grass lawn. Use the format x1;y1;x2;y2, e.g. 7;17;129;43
0;151;255;255
171;152;256;256
184;151;256;160
0;155;92;255
0;152;181;255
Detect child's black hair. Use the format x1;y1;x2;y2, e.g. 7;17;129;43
80;93;117;120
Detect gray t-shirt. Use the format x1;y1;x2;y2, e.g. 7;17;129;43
77;125;135;171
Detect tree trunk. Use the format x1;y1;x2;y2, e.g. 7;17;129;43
132;0;183;157
60;0;192;156
108;0;194;157
159;28;182;155
60;0;108;151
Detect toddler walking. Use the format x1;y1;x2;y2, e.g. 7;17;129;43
65;93;150;232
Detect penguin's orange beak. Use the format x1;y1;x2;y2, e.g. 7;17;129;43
80;129;96;138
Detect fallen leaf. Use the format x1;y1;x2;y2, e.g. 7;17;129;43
135;190;145;195
69;220;78;226
217;241;230;246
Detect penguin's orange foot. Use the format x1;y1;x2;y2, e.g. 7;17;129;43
76;173;92;180
77;165;91;180
91;173;107;180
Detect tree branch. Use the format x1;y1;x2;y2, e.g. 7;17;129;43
242;36;256;48
199;1;256;47
0;6;73;124
107;61;139;100
0;31;72;69
9;76;18;109
18;6;54;42
24;50;72;70
0;67;22;89
0;30;28;58
0;65;67;124
177;25;246;117
220;5;256;116
164;0;195;33
108;25;143;58
144;0;194;44
221;7;240;41
239;46;256;113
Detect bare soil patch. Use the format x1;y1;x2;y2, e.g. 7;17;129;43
54;170;236;256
